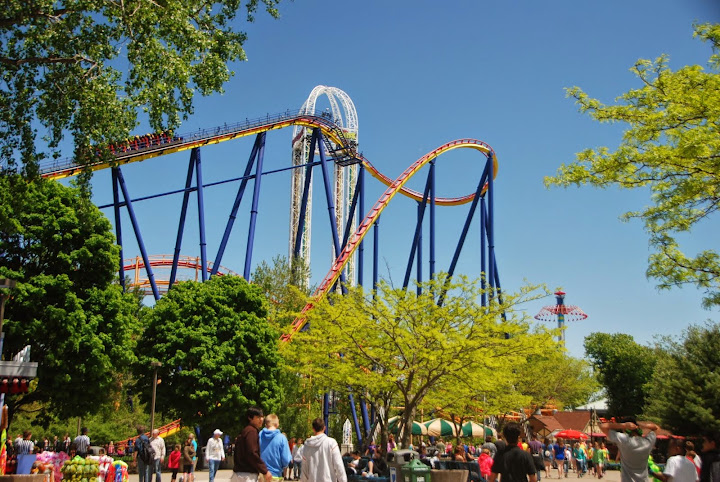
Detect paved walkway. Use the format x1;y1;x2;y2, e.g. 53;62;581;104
128;467;624;482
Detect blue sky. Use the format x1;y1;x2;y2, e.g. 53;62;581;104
85;0;720;359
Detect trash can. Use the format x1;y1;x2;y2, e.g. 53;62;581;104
401;458;431;482
387;449;419;482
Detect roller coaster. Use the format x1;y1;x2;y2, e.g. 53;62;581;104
40;86;502;444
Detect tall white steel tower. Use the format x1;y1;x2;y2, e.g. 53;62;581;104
289;86;359;288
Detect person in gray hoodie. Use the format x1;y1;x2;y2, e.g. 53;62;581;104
299;418;347;482
259;414;292;478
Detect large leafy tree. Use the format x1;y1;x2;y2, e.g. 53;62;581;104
283;275;552;449
545;23;720;308
135;275;282;442
644;322;720;434
0;175;140;424
584;332;657;417
0;0;280;178
515;349;599;410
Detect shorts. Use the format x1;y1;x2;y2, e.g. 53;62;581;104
230;473;259;482
183;465;193;473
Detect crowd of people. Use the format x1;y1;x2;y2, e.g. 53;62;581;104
9;415;720;482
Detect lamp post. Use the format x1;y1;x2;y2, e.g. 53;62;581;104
150;361;162;432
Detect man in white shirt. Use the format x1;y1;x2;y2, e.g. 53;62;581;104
206;429;226;482
651;438;698;482
150;429;167;482
601;418;659;482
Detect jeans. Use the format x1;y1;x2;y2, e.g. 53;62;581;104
577;459;587;474
208;459;222;482
138;459;152;482
293;462;302;479
154;459;163;482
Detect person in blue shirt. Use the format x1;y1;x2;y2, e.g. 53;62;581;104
259;414;292;478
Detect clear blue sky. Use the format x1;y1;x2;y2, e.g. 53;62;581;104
86;0;720;359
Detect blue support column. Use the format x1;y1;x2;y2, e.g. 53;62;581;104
487;154;496;296
373;217;380;292
170;156;196;288
116;168;160;301
480;197;487;307
316;129;347;290
293;159;315;257
358;165;365;287
112;168;125;291
194;148;208;282
348;393;363;445
403;174;432;289
323;393;330;435
417;202;423;296
360;397;371;436
213;134;262;275
244;132;267;280
429;159;436;281
446;162;490;279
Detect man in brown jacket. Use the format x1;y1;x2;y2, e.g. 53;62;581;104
232;407;271;482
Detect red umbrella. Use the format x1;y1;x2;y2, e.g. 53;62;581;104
555;429;589;440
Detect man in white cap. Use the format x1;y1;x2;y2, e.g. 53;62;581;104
206;429;226;482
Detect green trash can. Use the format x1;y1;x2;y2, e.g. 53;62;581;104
401;458;431;482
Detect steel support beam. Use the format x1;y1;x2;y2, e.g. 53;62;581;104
244;132;266;280
170;156;196;288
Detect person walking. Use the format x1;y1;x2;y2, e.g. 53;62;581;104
601;418;659;482
488;422;537;482
299;418;347;482
232;406;272;482
150;429;167;482
700;431;720;482
168;444;182;482
75;428;91;458
650;438;698;482
206;429;226;482
134;426;152;482
182;438;196;482
292;439;304;480
259;414;292;480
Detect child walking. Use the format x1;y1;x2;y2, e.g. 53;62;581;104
169;444;182;482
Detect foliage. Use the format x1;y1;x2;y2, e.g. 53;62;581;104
515;349;599;410
644;321;720;434
0;175;140;424
545;23;720;308
252;255;312;328
283;274;552;448
134;275;283;441
0;0;281;179
584;332;657;417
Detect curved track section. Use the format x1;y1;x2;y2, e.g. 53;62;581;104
124;255;237;295
39;112;497;207
280;138;496;342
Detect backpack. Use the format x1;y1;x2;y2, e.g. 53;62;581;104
137;437;156;464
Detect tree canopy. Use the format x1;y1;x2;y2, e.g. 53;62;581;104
0;175;140;423
283;275;553;448
584;332;657;417
644;321;720;434
0;0;280;178
135;275;282;438
545;23;720;308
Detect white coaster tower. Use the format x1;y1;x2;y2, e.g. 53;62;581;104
289;86;359;288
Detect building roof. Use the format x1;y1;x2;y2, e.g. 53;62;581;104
529;411;593;436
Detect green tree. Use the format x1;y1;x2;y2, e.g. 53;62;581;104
0;175;140;424
252;255;312;328
515;349;599;410
135;275;282;443
545;23;720;308
0;0;280;178
283;275;552;449
584;332;657;417
644;322;720;434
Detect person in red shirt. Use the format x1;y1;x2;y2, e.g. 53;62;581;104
168;444;182;482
